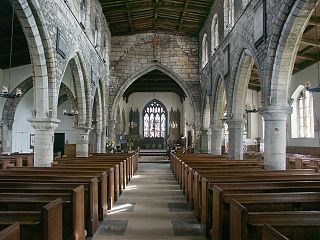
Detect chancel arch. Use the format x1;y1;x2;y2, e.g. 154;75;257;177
110;63;197;149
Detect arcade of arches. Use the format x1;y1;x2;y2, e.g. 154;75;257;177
0;0;320;170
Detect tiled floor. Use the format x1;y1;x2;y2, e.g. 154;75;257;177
91;161;206;240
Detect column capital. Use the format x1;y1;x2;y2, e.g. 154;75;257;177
259;106;292;121
27;117;60;130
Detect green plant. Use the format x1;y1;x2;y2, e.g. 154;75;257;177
106;139;116;152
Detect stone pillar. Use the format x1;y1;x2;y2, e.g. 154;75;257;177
211;124;224;155
261;106;292;169
227;119;244;160
200;128;209;153
108;120;116;141
207;127;212;154
1;125;12;154
101;127;106;153
75;126;91;157
28;117;60;166
96;131;102;153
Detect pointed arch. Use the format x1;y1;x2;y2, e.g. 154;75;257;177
202;94;211;129
232;49;258;119
267;0;317;107
110;63;197;127
213;76;227;124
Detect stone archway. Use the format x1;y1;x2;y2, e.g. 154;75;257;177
1;77;33;153
211;76;226;155
11;0;60;166
57;53;91;157
262;0;318;169
228;49;258;159
110;63;198;143
200;94;211;153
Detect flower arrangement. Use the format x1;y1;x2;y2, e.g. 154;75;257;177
106;139;116;153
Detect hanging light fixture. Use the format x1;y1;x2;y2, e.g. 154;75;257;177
63;108;78;116
306;5;320;92
1;3;22;99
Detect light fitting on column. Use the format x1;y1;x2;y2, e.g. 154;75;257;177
63;109;78;116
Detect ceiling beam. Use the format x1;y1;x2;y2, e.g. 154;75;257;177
125;0;133;33
154;0;159;29
300;36;320;47
178;0;189;31
308;16;320;26
296;53;317;62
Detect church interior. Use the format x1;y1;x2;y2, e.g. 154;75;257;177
0;0;320;239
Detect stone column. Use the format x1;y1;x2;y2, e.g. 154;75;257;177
211;124;224;155
1;125;12;154
227;119;244;160
108;119;116;141
200;128;209;153
28;117;60;166
207;127;212;154
75;126;91;157
96;131;102;153
101;127;106;153
261;106;292;169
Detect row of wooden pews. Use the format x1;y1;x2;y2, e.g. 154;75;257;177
0;152;139;240
286;155;320;173
0;154;34;170
170;153;320;240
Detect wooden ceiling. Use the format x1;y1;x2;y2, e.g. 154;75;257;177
123;69;186;101
0;0;30;69
100;0;214;36
293;6;320;74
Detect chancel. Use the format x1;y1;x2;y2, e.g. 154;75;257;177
0;0;319;239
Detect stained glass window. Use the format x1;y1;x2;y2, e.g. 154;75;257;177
143;100;167;138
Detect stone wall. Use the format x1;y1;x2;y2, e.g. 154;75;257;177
109;32;202;149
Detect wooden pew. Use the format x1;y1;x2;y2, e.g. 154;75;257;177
230;199;320;240
53;159;124;193
0;185;85;240
0;176;98;237
0;223;20;240
4;167;109;219
262;225;289;240
200;174;320;235
212;186;320;240
0;198;62;240
0;155;33;170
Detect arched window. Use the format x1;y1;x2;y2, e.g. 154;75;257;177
211;14;219;55
224;0;234;34
93;17;99;47
143;100;167;138
291;85;314;138
79;0;86;28
202;33;208;68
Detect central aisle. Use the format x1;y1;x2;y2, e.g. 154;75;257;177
92;160;206;240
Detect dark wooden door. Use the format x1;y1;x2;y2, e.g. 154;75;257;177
54;133;65;155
